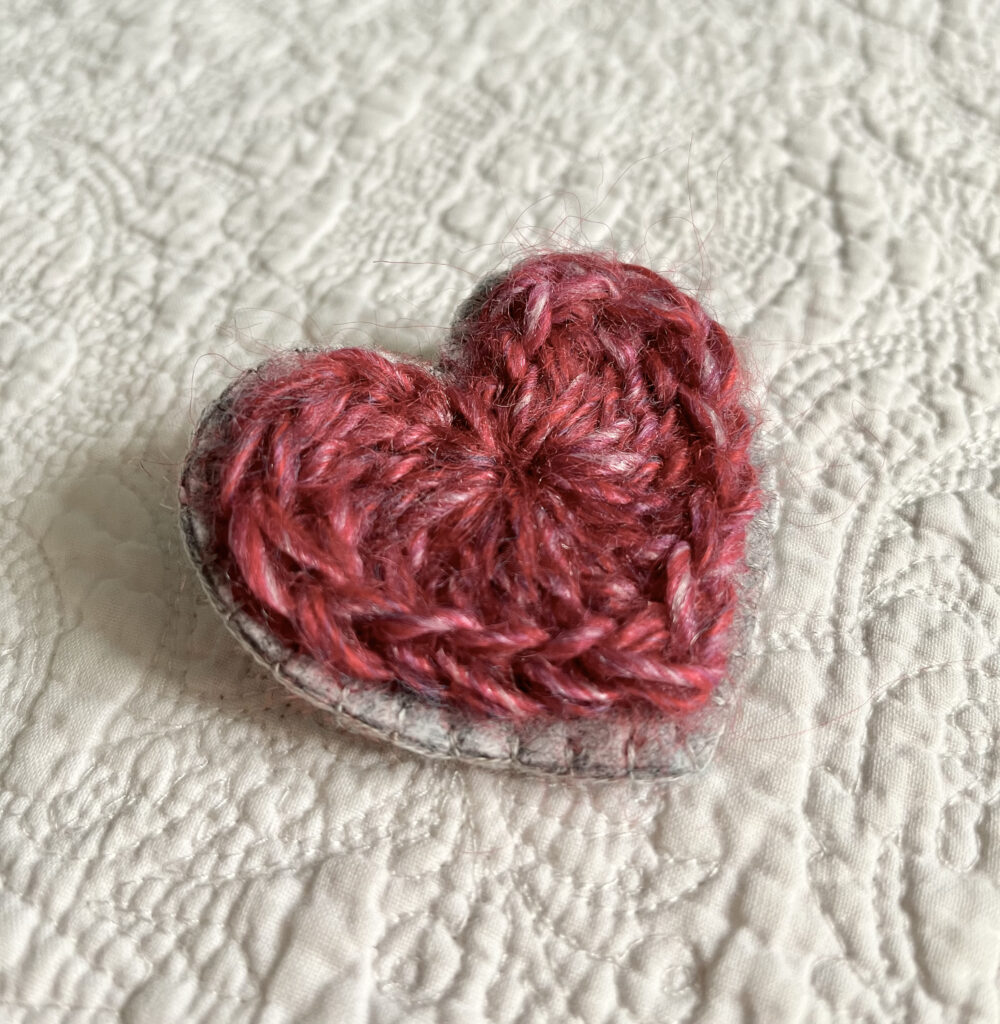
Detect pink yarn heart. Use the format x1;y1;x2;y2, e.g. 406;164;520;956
181;252;762;767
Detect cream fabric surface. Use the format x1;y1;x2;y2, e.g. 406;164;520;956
2;1;999;1021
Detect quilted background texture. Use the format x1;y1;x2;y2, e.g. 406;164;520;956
2;1;999;1021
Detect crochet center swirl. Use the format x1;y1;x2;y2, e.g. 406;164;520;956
183;253;762;723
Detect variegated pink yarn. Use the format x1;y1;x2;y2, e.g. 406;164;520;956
181;252;762;724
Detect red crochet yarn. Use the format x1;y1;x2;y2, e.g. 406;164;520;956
183;252;762;722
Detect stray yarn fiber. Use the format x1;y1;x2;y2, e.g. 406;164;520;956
181;252;762;726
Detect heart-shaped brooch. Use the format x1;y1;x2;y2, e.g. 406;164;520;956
180;252;764;779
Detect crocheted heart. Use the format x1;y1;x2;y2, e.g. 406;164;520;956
180;252;764;777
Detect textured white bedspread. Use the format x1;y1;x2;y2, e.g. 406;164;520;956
2;1;999;1021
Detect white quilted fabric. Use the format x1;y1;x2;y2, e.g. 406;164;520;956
2;1;999;1021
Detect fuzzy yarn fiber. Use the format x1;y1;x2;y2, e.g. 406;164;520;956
181;252;762;725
